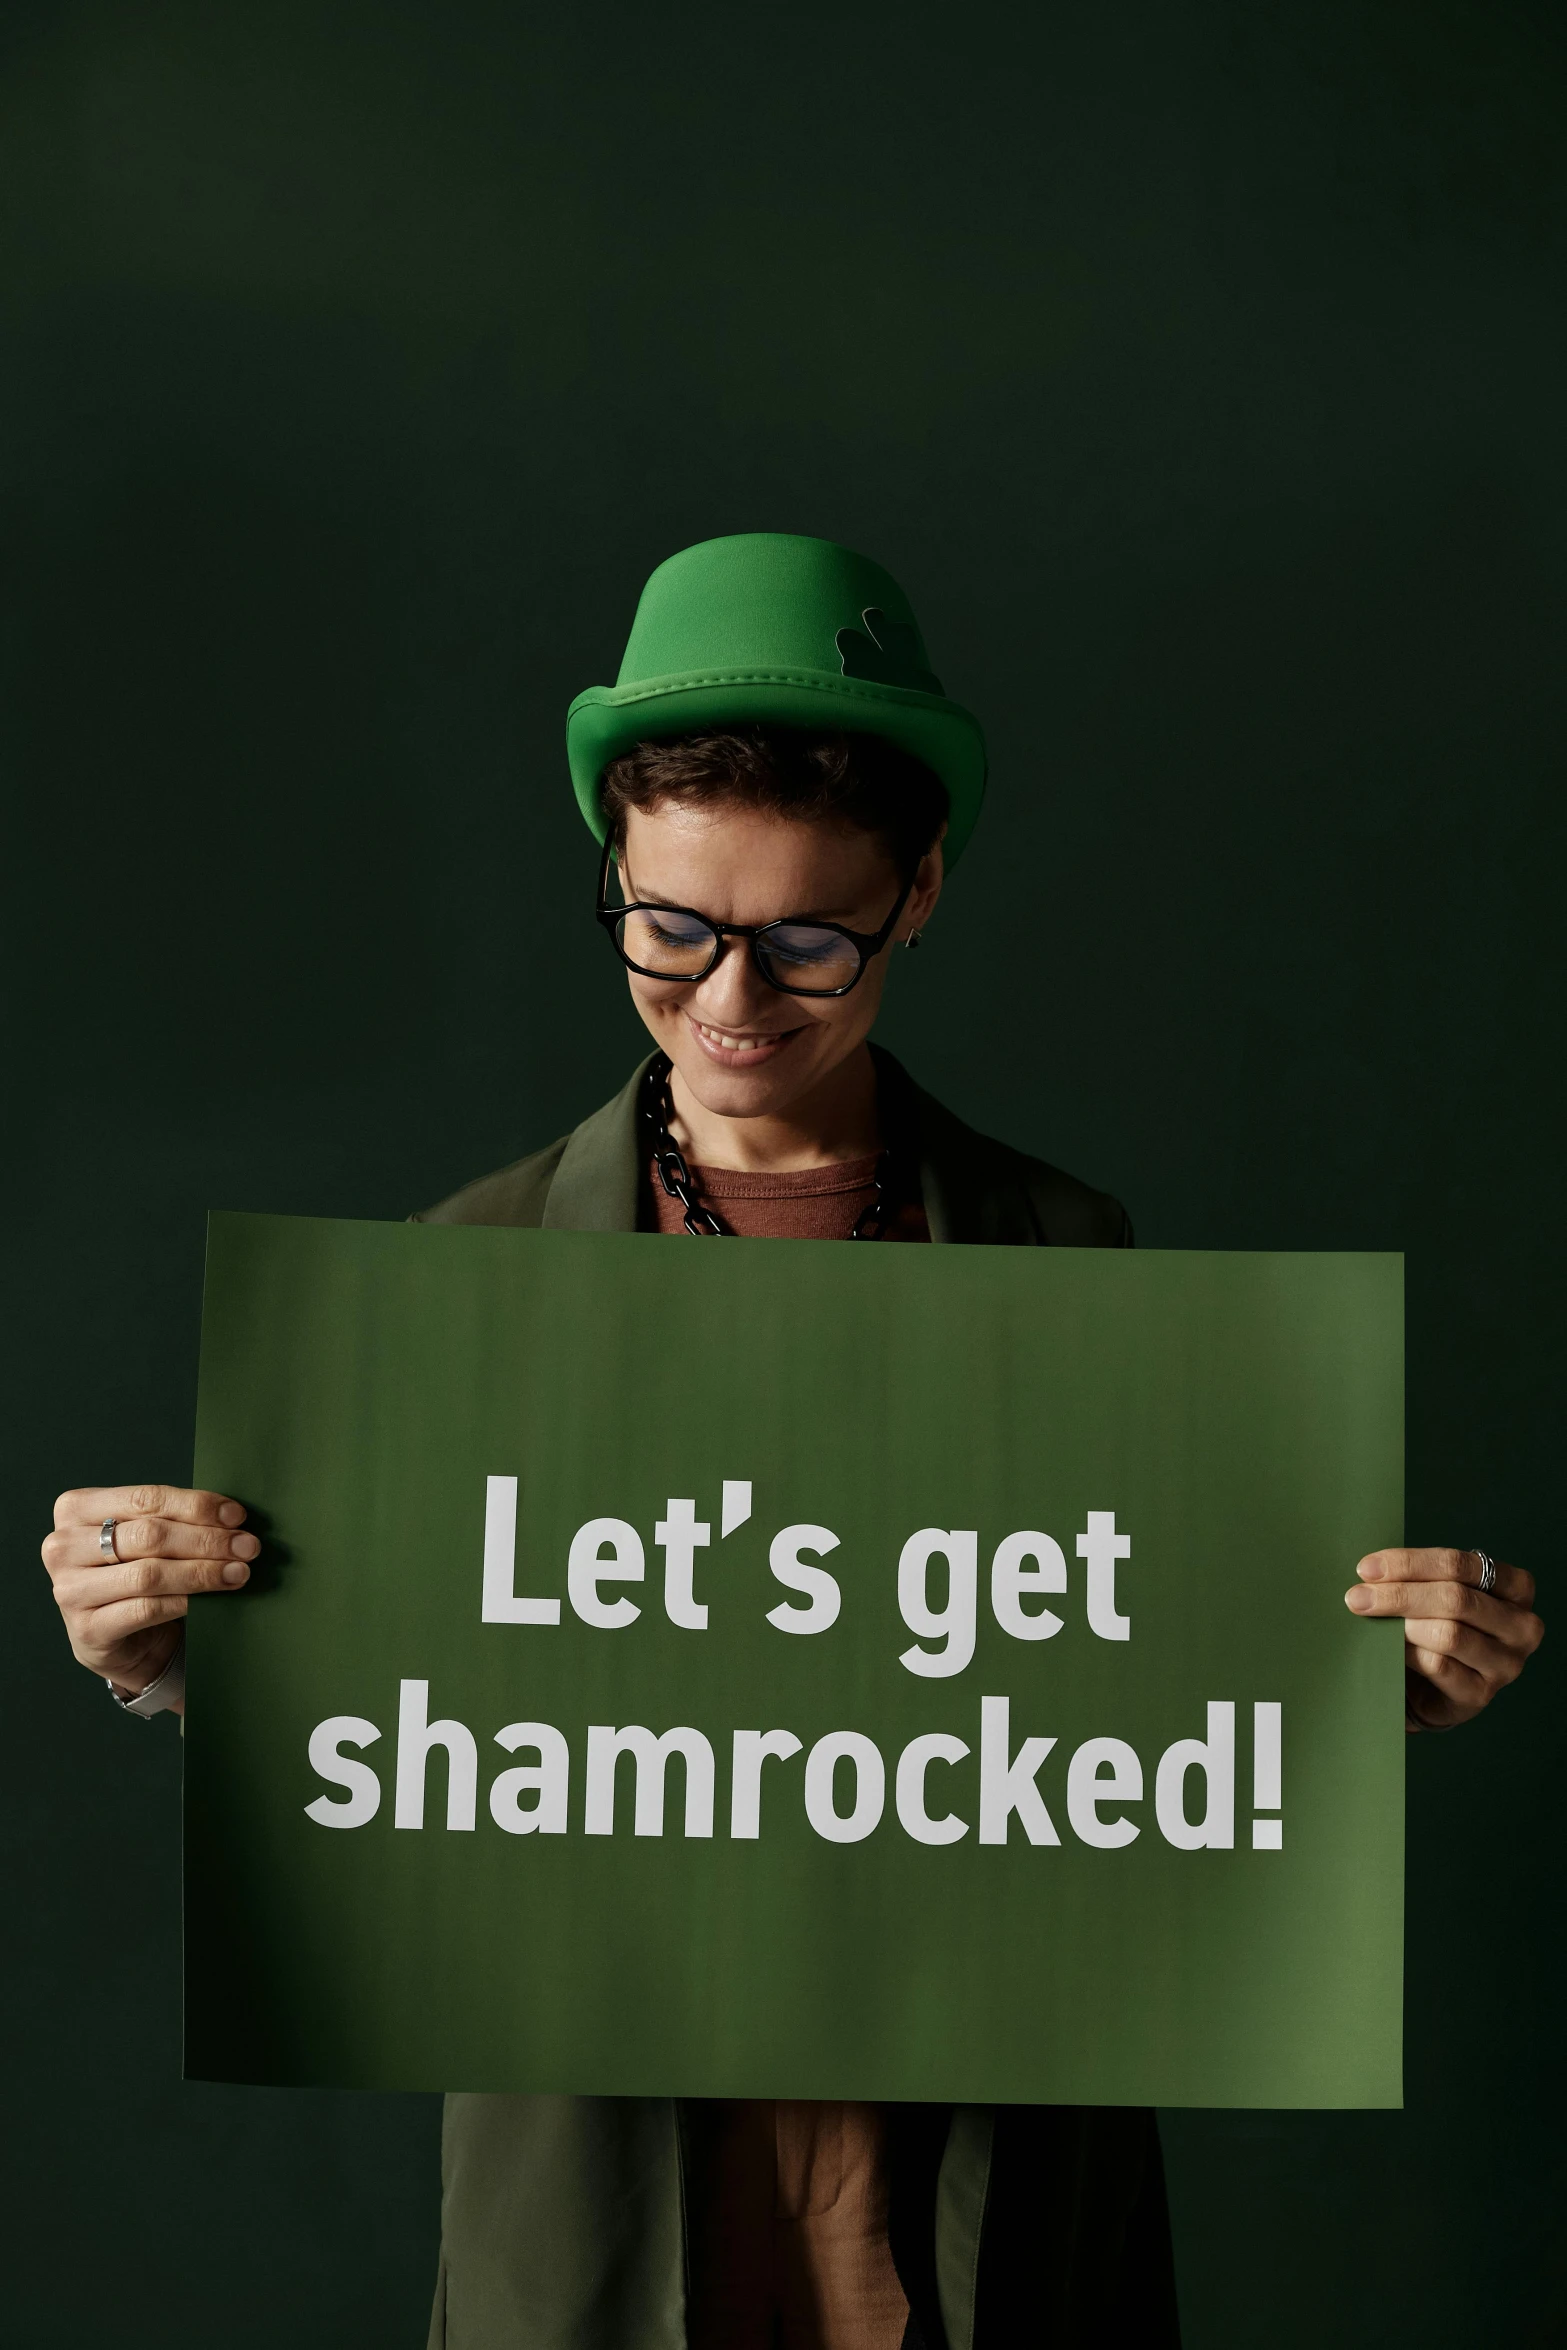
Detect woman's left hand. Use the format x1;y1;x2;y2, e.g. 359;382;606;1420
1347;1548;1543;1730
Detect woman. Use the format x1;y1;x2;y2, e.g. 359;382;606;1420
44;535;1544;2349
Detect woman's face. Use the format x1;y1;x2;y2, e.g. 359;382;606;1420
615;799;943;1124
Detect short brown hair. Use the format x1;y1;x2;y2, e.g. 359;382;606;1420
599;727;949;877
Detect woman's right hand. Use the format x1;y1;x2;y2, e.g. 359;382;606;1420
42;1484;258;1705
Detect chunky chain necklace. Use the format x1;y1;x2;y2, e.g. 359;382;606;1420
640;1052;893;1240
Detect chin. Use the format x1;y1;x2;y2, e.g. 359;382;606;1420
673;1059;805;1120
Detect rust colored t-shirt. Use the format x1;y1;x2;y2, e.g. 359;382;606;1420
650;1150;930;1245
685;2098;908;2350
652;1149;924;2350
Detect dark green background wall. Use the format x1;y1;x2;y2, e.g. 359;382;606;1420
4;2;1563;2342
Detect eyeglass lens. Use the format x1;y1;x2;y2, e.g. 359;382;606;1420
615;909;863;995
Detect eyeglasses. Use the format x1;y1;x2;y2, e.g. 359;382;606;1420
595;841;913;999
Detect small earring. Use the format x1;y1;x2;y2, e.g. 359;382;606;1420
905;930;923;951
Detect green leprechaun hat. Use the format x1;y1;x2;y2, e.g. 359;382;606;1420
567;533;988;866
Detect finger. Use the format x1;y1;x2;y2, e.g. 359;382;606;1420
41;1517;259;1577
1407;1644;1487;1703
52;1556;251;1621
1405;1654;1486;1725
72;1592;192;1659
1346;1578;1543;1651
1357;1547;1534;1609
52;1484;247;1534
1402;1616;1529;1687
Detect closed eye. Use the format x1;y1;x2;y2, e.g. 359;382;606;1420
765;925;851;966
643;911;714;949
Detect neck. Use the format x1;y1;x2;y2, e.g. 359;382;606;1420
667;1043;880;1172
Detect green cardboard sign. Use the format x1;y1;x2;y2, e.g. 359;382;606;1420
184;1213;1404;2108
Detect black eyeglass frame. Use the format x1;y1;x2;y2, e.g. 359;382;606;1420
594;841;915;999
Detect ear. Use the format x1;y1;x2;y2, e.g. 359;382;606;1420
899;831;946;941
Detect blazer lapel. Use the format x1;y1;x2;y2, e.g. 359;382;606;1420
873;1046;1034;1248
540;1056;653;1234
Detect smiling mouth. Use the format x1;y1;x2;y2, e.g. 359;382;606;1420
688;1016;802;1062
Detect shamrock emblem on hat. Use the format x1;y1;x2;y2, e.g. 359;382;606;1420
835;607;944;696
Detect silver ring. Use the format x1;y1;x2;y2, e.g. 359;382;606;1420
99;1518;120;1562
1474;1549;1497;1596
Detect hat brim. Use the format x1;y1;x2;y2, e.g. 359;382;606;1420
566;669;987;869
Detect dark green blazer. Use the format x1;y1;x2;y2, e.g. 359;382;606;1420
416;1053;1178;2350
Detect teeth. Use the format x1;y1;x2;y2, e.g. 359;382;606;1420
698;1022;771;1052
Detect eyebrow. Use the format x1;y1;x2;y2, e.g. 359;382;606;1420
622;869;864;925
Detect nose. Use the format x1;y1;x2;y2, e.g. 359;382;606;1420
688;932;776;1025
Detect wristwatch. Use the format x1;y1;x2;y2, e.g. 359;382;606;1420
106;1631;186;1719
